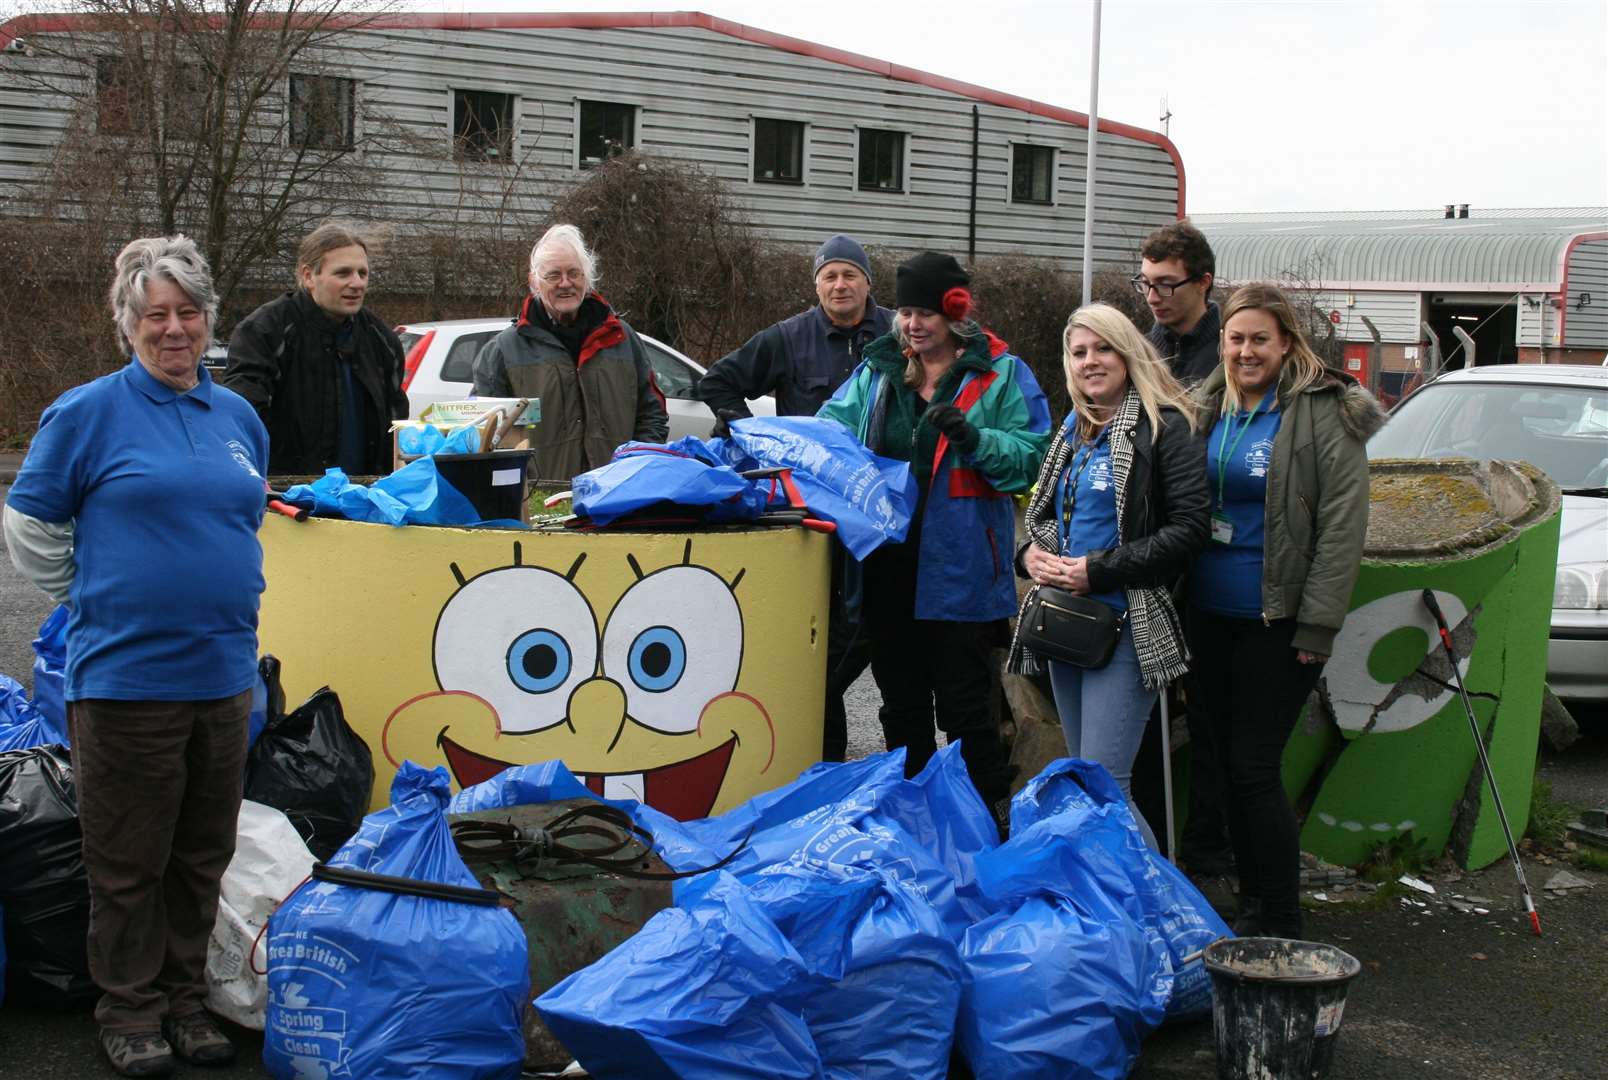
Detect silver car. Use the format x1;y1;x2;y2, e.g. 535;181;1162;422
1367;364;1608;701
394;317;774;439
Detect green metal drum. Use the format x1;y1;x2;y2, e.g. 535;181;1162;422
1285;459;1561;870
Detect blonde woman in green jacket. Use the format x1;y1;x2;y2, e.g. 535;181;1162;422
1187;282;1386;939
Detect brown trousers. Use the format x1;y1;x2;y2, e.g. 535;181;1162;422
68;691;251;1033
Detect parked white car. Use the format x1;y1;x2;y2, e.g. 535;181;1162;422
395;317;774;441
1366;364;1608;701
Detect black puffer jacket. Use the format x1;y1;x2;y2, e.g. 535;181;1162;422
1016;405;1209;591
222;289;408;476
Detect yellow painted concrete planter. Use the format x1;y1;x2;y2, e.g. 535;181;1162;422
259;516;830;817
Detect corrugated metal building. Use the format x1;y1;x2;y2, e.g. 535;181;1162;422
1194;208;1608;398
0;11;1183;271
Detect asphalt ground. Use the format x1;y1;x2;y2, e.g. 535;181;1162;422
2;475;1605;1078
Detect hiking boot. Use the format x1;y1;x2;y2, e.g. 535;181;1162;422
162;1009;236;1066
100;1029;173;1077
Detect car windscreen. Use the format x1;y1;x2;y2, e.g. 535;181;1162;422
1368;381;1608;490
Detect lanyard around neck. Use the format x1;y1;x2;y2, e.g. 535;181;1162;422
1060;429;1108;545
1214;396;1269;509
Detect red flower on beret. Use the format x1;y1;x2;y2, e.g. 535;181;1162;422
941;287;972;321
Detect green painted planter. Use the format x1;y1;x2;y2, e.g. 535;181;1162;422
1284;459;1561;870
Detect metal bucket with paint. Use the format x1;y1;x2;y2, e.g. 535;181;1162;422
1203;936;1361;1080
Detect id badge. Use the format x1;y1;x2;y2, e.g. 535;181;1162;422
1210;513;1234;545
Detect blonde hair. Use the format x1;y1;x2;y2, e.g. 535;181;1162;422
896;313;982;389
1062;303;1198;441
1218;283;1326;414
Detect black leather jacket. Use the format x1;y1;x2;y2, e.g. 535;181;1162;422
222;290;407;476
1083;406;1210;593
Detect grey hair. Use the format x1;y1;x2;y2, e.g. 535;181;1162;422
529;223;599;293
896;314;983;389
108;235;218;346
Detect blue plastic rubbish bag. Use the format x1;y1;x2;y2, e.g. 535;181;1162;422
0;673;66;752
958;796;1174;1080
263;763;528;1080
29;605;67;741
719;416;918;559
395;423;482;457
1011;759;1230;1020
538;871;826;1080
573;446;769;524
282;460;483;526
743;864;963;1080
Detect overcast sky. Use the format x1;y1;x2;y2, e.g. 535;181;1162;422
452;0;1608;214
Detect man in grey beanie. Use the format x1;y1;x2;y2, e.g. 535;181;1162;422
697;234;893;762
697;233;891;420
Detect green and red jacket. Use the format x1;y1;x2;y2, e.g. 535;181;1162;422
818;330;1051;621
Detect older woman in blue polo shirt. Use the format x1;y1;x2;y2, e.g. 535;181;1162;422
4;236;268;1077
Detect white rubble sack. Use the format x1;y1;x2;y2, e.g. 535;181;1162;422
205;799;317;1030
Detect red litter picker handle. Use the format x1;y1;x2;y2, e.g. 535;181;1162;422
267;497;309;522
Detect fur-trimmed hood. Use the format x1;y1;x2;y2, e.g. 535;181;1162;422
1195;365;1388;442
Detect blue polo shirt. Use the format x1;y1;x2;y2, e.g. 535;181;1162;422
7;360;269;702
1054;425;1126;613
1192;403;1283;618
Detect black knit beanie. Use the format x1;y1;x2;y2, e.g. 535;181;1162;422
895;252;972;318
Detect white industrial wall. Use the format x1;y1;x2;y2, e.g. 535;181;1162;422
0;20;1182;271
1306;290;1423;344
1562;238;1608;349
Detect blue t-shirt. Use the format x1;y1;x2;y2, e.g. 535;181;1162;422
8;360;270;701
1054;425;1126;613
1191;402;1283;618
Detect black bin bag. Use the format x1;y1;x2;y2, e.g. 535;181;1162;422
0;744;96;1009
244;686;374;861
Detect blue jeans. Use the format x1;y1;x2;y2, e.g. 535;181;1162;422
1048;625;1161;851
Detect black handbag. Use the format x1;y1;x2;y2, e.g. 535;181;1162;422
1017;584;1125;669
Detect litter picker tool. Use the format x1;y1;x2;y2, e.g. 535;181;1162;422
1420;588;1541;936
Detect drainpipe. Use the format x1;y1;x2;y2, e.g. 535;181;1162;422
1422;321;1442;383
1359;314;1382;396
968;105;979;264
1452;325;1476;370
1536;295;1546;364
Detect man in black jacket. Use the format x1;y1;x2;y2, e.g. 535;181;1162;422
1136;220;1221;386
697;235;893;763
697;234;892;420
1134;219;1235;883
222;222;408;476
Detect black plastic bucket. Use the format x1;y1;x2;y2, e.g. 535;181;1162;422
1203;937;1362;1080
434;450;535;523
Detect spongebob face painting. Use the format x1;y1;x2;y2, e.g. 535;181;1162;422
255;517;830;819
383;539;777;819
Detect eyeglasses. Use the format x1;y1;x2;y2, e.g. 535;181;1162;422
538;268;586;285
1131;273;1202;298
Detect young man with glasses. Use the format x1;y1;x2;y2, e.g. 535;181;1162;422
1132;220;1236;896
1134;220;1220;386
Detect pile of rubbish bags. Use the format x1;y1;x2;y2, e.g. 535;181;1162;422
264;747;1228;1080
0;607;373;1017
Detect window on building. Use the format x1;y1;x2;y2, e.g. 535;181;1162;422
96;55;208;139
753;118;804;184
1012;144;1054;204
578;100;636;168
95;55;138;135
290;74;356;151
454;88;514;161
857;128;905;193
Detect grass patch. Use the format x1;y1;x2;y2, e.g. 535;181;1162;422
1525;779;1577;849
1573;847;1608;873
1358;831;1433;883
